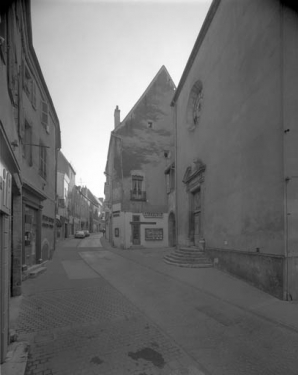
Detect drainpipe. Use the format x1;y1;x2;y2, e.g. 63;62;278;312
280;3;289;301
173;102;178;249
111;132;125;248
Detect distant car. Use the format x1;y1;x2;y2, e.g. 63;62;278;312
83;230;90;237
75;230;85;238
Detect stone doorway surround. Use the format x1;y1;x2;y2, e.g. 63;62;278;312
182;158;206;248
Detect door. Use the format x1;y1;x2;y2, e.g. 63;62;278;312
132;215;140;245
0;214;9;364
194;212;201;247
192;189;201;247
168;212;176;247
24;206;38;267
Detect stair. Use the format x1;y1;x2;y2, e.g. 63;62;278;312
164;246;213;268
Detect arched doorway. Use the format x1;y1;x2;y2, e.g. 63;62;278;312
168;212;176;247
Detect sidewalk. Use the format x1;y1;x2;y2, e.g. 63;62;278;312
101;236;298;333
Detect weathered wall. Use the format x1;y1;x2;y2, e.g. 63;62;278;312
115;67;175;210
208;247;284;299
109;67;175;249
176;0;284;254
282;5;298;300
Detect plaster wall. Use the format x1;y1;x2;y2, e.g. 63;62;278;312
176;0;285;254
282;6;298;299
115;67;175;211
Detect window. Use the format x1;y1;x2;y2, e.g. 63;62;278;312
41;100;49;132
186;80;203;131
39;142;47;179
166;164;175;194
23;122;32;166
31;80;36;108
0;13;7;64
131;175;146;201
24;63;37;109
24;65;31;97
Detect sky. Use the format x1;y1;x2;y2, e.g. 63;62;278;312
30;0;212;198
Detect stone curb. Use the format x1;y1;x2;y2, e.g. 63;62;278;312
0;342;29;375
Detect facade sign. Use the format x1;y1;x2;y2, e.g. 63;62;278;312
42;215;54;228
143;212;163;218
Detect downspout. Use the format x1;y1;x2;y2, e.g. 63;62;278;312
280;3;289;301
111;132;125;248
173;102;178;248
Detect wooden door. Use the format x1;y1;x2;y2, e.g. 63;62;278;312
132;215;140;245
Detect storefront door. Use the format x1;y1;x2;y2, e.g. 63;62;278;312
24;206;38;267
0;214;9;364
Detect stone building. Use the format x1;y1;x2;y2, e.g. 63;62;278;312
104;66;176;249
171;0;298;300
0;0;61;362
56;151;76;239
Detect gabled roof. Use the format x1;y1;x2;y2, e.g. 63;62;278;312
114;65;176;132
171;0;221;107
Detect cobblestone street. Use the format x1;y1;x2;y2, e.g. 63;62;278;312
15;234;298;375
16;236;205;375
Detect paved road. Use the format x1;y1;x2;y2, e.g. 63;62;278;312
17;234;298;375
18;235;205;375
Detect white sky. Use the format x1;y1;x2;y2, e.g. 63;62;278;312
31;0;212;198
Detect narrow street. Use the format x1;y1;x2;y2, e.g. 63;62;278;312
16;234;298;375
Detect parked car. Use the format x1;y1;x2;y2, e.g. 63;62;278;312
75;230;85;238
84;230;90;237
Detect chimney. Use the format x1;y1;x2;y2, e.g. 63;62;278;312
114;105;120;128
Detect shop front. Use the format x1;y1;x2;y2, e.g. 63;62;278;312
22;182;46;268
0;123;21;364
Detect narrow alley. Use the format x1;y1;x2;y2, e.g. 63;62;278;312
10;233;298;375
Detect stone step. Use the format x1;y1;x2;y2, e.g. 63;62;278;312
164;258;213;268
168;252;207;259
164;255;212;264
29;266;47;278
164;246;213;268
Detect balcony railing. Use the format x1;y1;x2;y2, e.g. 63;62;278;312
130;190;146;201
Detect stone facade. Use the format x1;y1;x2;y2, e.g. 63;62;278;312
172;0;298;300
105;66;176;249
56;151;76;239
0;0;59;362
